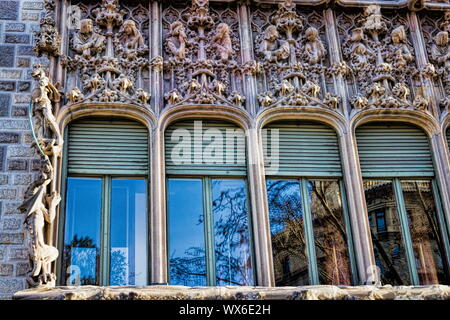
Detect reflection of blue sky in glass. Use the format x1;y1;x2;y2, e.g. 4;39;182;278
212;179;253;286
168;179;206;286
110;179;147;286
266;180;303;235
64;177;102;284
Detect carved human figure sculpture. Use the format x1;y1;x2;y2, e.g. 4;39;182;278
303;27;326;65
166;21;188;61
390;26;413;70
213;23;233;63
348;28;373;70
431;31;450;86
71;19;106;59
117;19;147;55
260;25;290;63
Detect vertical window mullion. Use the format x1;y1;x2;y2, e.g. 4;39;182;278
100;175;111;286
339;180;359;285
393;178;420;285
431;179;450;273
203;177;216;286
300;178;320;285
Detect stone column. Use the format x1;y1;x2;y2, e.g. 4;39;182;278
339;131;377;284
247;126;274;286
324;9;376;284
150;125;167;284
238;2;258;116
150;0;163;115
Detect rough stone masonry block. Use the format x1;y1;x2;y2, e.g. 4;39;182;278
8;248;28;260
2;217;22;230
0;147;5;171
0;1;19;21
0;189;17;200
5;34;30;44
0;94;11;117
0;279;24;295
9;146;35;158
4;23;26;33
0;264;13;277
0;46;15;68
0;233;24;245
0;81;16;92
15;262;30;277
0;132;20;144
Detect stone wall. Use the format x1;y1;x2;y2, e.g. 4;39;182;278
0;0;43;299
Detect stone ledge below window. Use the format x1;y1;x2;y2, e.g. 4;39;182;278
12;285;450;300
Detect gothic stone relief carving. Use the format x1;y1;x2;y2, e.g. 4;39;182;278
252;0;340;110
34;0;62;57
340;5;428;111
19;65;63;287
163;0;245;108
422;10;450;110
63;0;155;107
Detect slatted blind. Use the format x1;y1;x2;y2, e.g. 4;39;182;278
68;118;149;175
356;123;434;177
263;121;342;177
165;120;246;175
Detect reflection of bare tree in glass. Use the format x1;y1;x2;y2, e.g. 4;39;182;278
62;235;99;285
212;182;253;286
170;247;207;286
267;181;308;285
309;181;351;285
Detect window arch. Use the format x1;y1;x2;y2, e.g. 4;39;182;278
59;117;150;286
164;119;254;287
263;120;356;286
356;122;450;286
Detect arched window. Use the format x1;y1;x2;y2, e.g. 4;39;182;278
356;122;450;286
165;119;254;286
263;121;356;286
59;118;149;286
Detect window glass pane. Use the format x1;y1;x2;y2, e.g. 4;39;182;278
267;180;309;286
401;181;449;285
212;179;253;286
364;180;410;285
308;180;352;285
168;179;207;286
63;177;102;285
110;179;147;286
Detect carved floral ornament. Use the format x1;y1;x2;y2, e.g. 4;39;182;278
163;0;246;108
62;0;157;107
342;5;430;111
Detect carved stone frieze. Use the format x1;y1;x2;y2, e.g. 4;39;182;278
63;0;153;107
340;5;428;112
421;10;450;110
19;65;63;288
162;0;245;108
252;1;340;110
33;0;62;57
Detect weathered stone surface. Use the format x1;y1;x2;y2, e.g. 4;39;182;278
16;46;34;56
0;175;8;185
0;81;16;92
11;106;27;117
0;264;13;277
0;189;16;200
9;146;35;158
7;159;28;171
15;263;30;277
13;174;31;186
21;11;39;22
22;2;44;10
0;70;21;80
8;248;28;260
0;147;5;171
12;285;450;301
5;34;30;44
0;233;24;245
2;218;22;231
0;94;11;117
0;119;29;130
0;279;24;295
0;1;19;21
0;46;15;68
17;81;31;92
0;132;19;144
3;202;21;215
16;58;30;68
4;23;25;33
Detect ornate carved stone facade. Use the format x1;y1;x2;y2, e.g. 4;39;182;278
0;0;449;299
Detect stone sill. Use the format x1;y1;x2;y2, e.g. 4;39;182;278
12;285;450;300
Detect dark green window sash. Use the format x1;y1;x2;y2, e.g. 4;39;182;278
267;177;357;286
166;176;255;287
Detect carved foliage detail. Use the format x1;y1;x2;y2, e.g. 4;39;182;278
64;0;154;106
34;0;62;57
252;1;339;110
163;0;245;108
